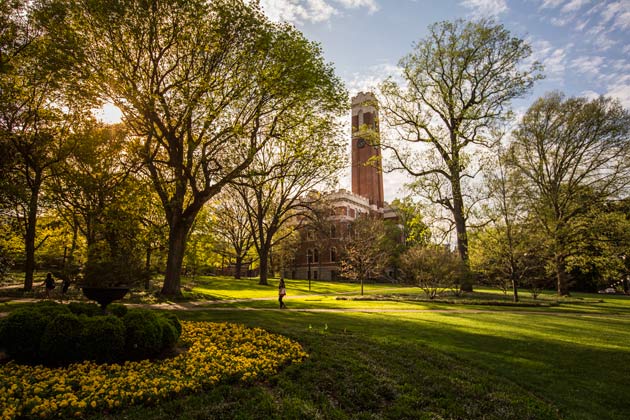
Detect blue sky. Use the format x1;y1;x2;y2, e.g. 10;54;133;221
261;0;629;106
260;0;630;200
97;1;629;200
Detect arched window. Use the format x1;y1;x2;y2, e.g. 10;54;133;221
313;249;319;263
330;247;337;262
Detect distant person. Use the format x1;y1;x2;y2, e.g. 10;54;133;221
278;278;287;309
43;272;55;299
61;276;71;301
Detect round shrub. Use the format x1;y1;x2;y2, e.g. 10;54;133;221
108;303;128;318
123;309;162;359
68;302;101;317
0;303;70;363
81;315;125;363
40;313;83;365
157;317;179;351
161;312;182;335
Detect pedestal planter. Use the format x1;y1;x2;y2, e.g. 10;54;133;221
81;287;129;311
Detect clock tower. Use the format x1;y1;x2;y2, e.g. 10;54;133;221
351;92;384;208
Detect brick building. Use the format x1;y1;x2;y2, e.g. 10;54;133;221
285;92;399;281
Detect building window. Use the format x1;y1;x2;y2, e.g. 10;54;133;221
306;230;315;241
349;208;356;218
330;225;337;238
330;247;337;262
306;249;313;264
313;270;318;280
313;248;319;263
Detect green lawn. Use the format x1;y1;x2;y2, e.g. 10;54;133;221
2;276;629;419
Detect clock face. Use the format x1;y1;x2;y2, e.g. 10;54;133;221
357;139;366;148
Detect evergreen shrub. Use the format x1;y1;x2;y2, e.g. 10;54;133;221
0;302;181;365
68;302;101;317
123;309;163;359
81;315;125;363
40;313;83;365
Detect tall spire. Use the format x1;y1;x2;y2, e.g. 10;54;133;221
351;92;384;208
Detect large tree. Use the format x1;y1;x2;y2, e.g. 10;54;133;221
73;0;346;296
0;0;80;290
380;19;542;291
508;92;630;296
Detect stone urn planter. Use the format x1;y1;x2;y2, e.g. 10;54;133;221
81;287;130;311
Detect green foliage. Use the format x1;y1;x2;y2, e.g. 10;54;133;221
390;197;431;248
40;313;83;365
123;309;163;359
108;303;128;318
508;92;630;295
161;312;182;336
0;302;181;365
157;317;179;351
68;302;101;317
400;246;466;298
0;302;71;363
80;315;125;363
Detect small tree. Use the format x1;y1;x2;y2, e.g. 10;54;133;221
400;245;464;299
340;215;389;295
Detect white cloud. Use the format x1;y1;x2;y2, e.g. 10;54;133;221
601;1;630;29
539;0;565;9
259;0;379;24
605;81;630;108
579;89;600;101
570;55;605;76
346;63;401;96
529;39;569;81
460;0;508;17
561;0;591;13
335;0;379;13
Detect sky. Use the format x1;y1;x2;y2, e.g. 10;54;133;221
258;0;630;200
97;0;630;201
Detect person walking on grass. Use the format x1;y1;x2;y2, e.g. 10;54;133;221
278;278;287;309
43;272;55;299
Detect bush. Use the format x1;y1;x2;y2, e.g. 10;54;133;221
40;313;83;365
81;315;125;363
123;309;163;359
68;302;102;317
0;303;70;363
158;317;179;351
161;312;182;335
109;303;128;318
1;303;181;365
400;246;466;299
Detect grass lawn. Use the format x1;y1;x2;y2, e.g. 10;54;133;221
2;276;629;419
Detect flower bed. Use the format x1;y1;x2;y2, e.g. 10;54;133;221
0;321;307;419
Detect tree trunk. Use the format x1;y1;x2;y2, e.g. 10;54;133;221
555;253;570;296
451;179;472;292
161;221;190;297
258;247;269;285
234;254;243;280
511;278;519;302
23;182;40;291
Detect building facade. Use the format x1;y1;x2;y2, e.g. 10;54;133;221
286;92;398;281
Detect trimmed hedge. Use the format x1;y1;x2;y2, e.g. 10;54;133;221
0;302;180;365
81;315;125;363
123;309;163;359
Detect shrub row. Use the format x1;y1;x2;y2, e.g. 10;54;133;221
0;301;181;365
